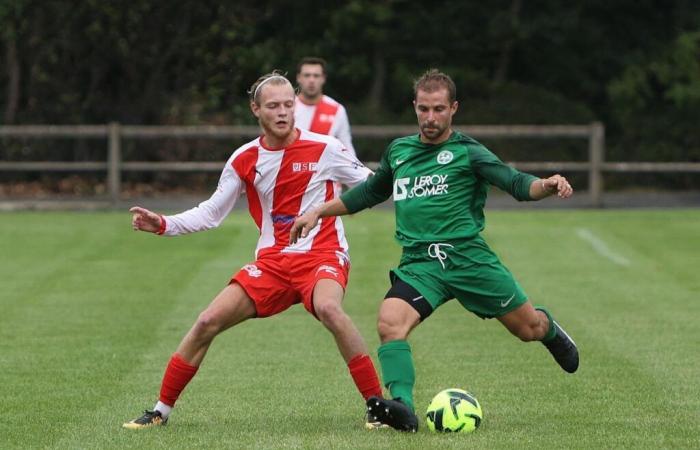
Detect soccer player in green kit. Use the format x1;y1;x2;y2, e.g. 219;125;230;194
290;69;579;432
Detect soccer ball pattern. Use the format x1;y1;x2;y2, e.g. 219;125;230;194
426;388;483;433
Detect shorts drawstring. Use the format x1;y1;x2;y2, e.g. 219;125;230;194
427;243;454;269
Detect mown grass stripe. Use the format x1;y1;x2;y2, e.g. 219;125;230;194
576;227;631;266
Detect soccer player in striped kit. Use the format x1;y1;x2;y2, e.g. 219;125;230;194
123;72;384;429
290;69;579;432
294;57;356;159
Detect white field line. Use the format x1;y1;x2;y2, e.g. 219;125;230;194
575;228;631;266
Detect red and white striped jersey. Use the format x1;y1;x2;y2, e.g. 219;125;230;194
294;95;356;158
161;128;372;258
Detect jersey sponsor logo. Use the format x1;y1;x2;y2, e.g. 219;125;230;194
393;178;410;200
319;113;334;123
393;174;449;201
437;150;453;165
242;264;263;278
292;162;318;172
272;214;296;227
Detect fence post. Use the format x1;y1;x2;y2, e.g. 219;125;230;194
588;121;605;207
108;122;121;204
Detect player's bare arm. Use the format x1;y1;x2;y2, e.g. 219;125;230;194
290;197;350;244
130;206;164;233
529;175;573;200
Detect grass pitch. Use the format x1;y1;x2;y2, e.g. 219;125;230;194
1;208;698;449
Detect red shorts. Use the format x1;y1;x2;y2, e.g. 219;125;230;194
231;252;350;318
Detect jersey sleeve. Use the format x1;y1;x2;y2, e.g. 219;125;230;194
317;139;372;187
162;161;242;235
469;144;538;201
340;148;394;213
333;106;357;158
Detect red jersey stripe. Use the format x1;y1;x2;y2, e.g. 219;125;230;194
232;146;262;230
309;99;339;135
270;139;326;248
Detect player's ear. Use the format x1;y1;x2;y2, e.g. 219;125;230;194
250;101;260;118
451;101;459;114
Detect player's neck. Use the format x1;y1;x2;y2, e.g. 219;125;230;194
298;93;323;105
262;128;299;150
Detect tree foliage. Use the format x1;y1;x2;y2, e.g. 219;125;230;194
1;0;699;165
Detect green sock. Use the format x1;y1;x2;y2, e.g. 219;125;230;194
536;306;557;342
378;340;416;412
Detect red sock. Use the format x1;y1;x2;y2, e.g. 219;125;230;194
159;353;199;407
348;354;383;400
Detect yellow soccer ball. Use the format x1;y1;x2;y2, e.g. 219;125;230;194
426;388;483;433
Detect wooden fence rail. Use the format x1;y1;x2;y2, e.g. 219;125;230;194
2;122;698;207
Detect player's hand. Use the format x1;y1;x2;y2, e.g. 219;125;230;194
129;206;163;233
289;210;321;244
542;175;573;198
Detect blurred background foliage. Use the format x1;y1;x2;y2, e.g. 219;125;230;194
1;0;699;192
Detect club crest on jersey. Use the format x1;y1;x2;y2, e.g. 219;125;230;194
242;264;262;278
437;150;453;165
292;162;318;172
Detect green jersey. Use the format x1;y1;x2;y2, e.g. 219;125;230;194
340;131;538;247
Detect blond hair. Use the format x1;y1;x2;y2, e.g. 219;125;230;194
247;70;293;105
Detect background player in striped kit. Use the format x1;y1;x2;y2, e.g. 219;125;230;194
290;69;579;432
123;71;384;429
294;57;356;158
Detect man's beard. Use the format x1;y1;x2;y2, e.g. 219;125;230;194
302;88;321;100
261;119;294;142
420;122;445;139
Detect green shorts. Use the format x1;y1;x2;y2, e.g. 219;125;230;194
391;237;528;319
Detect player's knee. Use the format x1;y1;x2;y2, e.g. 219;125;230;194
193;311;223;339
315;299;345;327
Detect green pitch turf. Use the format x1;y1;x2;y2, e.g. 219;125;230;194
1;209;698;449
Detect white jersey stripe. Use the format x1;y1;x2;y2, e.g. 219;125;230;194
253;147;285;257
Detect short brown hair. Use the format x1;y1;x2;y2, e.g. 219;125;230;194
247;70;293;104
413;69;456;103
296;57;327;75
